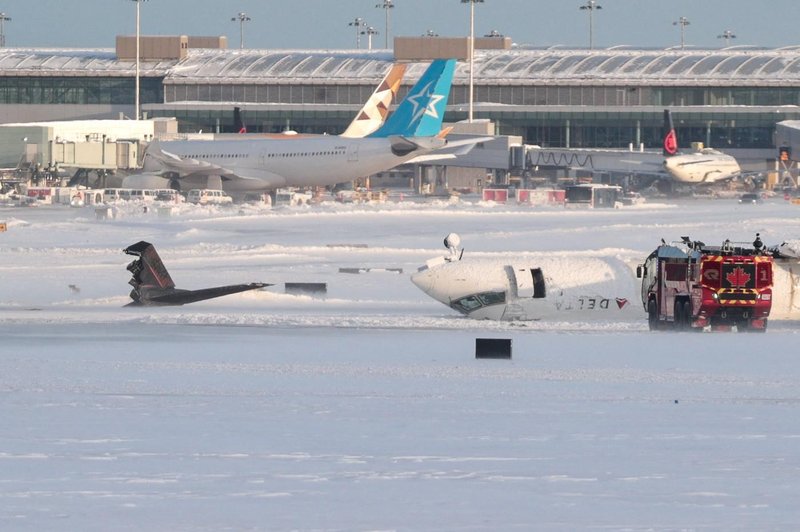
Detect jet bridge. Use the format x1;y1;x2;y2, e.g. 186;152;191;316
524;146;664;182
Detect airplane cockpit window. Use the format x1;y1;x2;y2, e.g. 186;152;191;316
450;291;506;315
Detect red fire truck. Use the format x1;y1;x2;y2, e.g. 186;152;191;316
637;236;773;331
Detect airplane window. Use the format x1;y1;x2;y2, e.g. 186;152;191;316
479;292;506;306
451;295;483;314
450;291;506;314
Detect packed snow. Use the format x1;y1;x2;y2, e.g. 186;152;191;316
2;195;800;530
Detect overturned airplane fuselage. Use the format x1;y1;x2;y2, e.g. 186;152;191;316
411;235;641;321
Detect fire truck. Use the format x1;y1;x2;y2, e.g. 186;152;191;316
637;235;773;331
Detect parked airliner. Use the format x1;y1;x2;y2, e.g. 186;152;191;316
139;59;459;193
661;109;741;184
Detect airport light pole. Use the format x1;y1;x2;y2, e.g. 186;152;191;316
128;0;148;121
360;26;379;51
717;30;736;47
673;16;690;50
0;13;10;48
578;0;601;50
375;0;394;49
231;12;251;49
348;17;367;49
461;0;484;123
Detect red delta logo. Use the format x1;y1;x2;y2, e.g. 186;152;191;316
663;129;678;155
615;298;629;309
725;266;751;288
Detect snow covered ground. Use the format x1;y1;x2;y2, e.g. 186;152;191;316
2;195;800;530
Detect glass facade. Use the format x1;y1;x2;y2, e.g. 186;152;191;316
165;83;379;106
0;77;163;105
471;109;792;150
165;83;800;109
153;81;800;148
154;107;357;135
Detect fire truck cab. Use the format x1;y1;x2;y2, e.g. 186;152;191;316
637;236;773;331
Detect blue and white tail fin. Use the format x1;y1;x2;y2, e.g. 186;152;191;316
369;59;456;138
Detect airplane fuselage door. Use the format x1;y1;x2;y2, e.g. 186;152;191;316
347;144;359;162
511;265;535;298
510;264;547;299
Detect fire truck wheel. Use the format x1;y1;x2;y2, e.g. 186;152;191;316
647;299;658;331
682;300;693;329
674;299;690;331
674;300;685;330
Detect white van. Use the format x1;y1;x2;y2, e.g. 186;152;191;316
103;188;130;203
187;189;233;205
154;189;185;203
125;189;157;203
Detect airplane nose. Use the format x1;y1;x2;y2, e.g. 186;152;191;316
411;268;435;294
411;268;448;304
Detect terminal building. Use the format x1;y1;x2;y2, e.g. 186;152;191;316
3;35;800;179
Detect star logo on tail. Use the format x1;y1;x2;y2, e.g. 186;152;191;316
407;81;444;123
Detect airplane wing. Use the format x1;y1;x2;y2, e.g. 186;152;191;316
128;283;271;307
405;135;495;164
145;141;283;185
146;144;238;178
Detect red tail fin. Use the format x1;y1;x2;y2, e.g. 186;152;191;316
663;109;679;156
234;106;247;134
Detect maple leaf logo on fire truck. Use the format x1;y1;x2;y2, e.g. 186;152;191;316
725;266;751;288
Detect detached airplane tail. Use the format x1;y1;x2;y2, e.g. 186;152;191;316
368;59;456;138
124;241;176;290
123;241;269;306
341;63;407;138
663;109;679;157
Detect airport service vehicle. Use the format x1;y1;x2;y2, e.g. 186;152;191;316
411;233;640;321
738;193;762;204
637;236;773;331
564;184;622;208
186;189;233;205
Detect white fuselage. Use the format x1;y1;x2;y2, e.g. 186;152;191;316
411;255;642;321
663;151;740;184
771;258;800;319
150;136;441;192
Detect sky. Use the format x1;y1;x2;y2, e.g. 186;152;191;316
2;0;799;51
